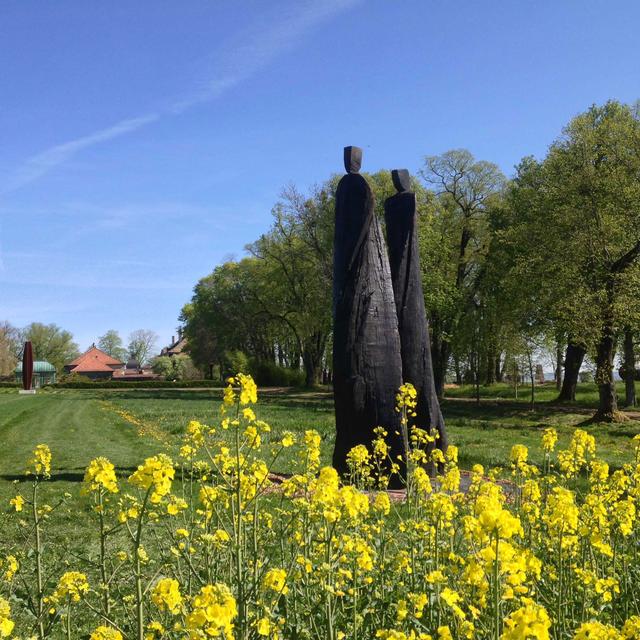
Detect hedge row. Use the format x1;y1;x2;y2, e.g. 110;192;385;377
47;379;223;389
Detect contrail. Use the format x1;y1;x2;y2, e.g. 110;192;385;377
1;0;360;195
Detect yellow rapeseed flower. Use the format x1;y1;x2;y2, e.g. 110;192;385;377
0;597;14;638
52;571;89;603
129;454;175;503
262;568;288;594
89;626;123;640
28;444;51;477
151;578;182;614
9;495;24;512
82;457;118;494
501;602;551;640
185;583;237;640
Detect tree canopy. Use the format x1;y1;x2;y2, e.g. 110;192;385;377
181;100;640;421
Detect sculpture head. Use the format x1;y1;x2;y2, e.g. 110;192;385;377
391;169;411;193
344;146;362;174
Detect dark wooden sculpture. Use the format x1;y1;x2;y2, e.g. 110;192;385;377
385;170;448;460
332;147;405;479
22;341;34;391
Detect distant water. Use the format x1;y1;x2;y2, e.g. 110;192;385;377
541;371;622;382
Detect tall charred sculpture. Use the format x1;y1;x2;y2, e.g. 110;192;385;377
385;170;448;458
22;341;34;391
332;147;405;478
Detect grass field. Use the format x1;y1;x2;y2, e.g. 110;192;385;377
1;382;640;582
2;382;640;489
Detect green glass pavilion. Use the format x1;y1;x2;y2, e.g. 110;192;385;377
15;361;57;388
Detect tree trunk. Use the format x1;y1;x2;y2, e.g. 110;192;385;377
485;347;496;386
303;355;316;388
623;327;636;408
527;348;535;409
302;332;327;388
495;353;503;382
557;342;586;402
385;189;448;461
431;327;450;399
592;318;620;422
555;339;563;391
453;354;462;385
474;349;481;405
332;168;404;480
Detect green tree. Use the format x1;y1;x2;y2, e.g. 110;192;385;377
127;329;158;366
0;321;21;376
97;329;127;361
181;259;280;378
22;322;79;372
151;354;194;381
495;101;640;421
248;189;333;387
419;149;507;395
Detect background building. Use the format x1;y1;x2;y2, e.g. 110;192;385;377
64;345;124;380
15;360;56;387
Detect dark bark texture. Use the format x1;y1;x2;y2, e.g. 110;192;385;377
385;191;448;455
594;321;618;420
430;323;450;398
557;342;586;402
332;172;405;476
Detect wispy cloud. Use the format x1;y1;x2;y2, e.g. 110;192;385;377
1;114;160;194
1;0;360;195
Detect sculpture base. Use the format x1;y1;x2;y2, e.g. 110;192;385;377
18;389;36;395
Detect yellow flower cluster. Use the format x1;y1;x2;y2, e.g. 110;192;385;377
82;457;119;494
52;571;90;603
27;443;51;477
0;556;18;582
185;583;237;640
501;602;551;640
9;495;24;512
0;597;14;638
222;373;258;411
151;577;182;614
129;454;175;503
262;568;288;595
89;626;122;640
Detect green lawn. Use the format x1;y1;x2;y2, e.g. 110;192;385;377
444;380;622;407
1;384;639;486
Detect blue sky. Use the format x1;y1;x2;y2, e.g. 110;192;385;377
1;1;639;353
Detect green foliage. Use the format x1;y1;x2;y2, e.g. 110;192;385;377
127;329;158;365
151;354;198;381
50;379;221;389
0;321;21;376
58;372;94;384
22;322;79;372
221;350;250;379
250;360;305;387
490;101;640;417
97;329;127;361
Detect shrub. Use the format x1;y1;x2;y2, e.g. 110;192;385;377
48;379;221;389
250;360;305;387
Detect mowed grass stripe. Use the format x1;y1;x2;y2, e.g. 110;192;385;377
0;392;160;478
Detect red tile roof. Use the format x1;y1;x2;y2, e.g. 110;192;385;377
66;346;124;372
